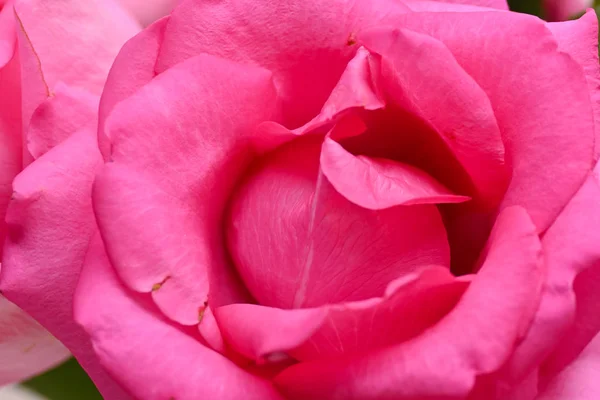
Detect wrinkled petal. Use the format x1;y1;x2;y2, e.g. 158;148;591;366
536;331;600;400
548;10;600;160
395;11;595;233
228;136;452;309
0;296;69;385
74;234;285;400
217;267;467;363
157;0;411;127
321;136;470;209
96;53;279;325
275;206;543;399
0;129;131;399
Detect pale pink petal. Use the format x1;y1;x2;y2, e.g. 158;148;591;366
74;235;285;400
0;129;131;399
157;0;411;127
0;296;69;385
536;331;600;399
321;137;470;209
98;17;167;159
217;267;467;363
548;10;600;159
429;0;508;8
275;207;543;399
95;54;279;326
27;83;99;159
227;136;451;309
0;1;16;67
395;11;595;233
118;0;177;26
402;0;506;11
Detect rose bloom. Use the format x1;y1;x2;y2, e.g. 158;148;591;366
544;0;594;21
0;0;176;390
3;0;600;399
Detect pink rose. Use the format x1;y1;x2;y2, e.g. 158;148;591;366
0;0;168;390
3;0;600;399
544;0;594;21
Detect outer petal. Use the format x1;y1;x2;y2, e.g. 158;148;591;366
217;267;467;363
95;53;279;325
0;296;69;385
548;10;600;160
536;331;600;400
156;0;411;127
395;11;595;233
501;162;600;386
275;207;543;399
227;136;452;309
98;17;167;159
0;129;131;399
0;52;21;259
74;234;285;400
14;0;140;133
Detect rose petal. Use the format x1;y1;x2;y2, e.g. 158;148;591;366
98;17;168;159
74;234;285;400
0;128;131;399
0;1;16;67
96;53;279;326
536;331;600;400
275;206;543;399
432;0;508;9
27;83;99;159
227;136;452;309
118;0;177;26
157;0;411;128
321;137;470;209
548;10;600;160
359;27;508;204
217;267;467;363
395;11;595;233
0;296;69;385
402;0;506;12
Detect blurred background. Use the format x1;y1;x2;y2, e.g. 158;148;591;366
0;0;597;398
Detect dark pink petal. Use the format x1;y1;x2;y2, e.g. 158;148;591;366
98;17;167;159
395;11;595;232
95;54;279;326
321;137;470;209
275;207;543;399
27;83;99;159
157;0;411;127
217;267;467;363
0;129;131;399
548;10;600;159
0;53;21;259
0;296;69;385
228;136;451;309
359;27;508;204
536;332;600;400
74;235;285;400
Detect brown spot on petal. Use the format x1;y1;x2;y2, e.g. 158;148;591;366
198;301;208;323
151;276;171;292
347;32;357;46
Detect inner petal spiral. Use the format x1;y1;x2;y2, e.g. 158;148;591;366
226;136;452;309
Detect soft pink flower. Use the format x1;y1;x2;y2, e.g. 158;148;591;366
0;0;169;390
3;0;600;399
545;0;594;21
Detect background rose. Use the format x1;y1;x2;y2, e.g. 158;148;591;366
0;0;172;392
544;0;593;21
2;0;600;399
